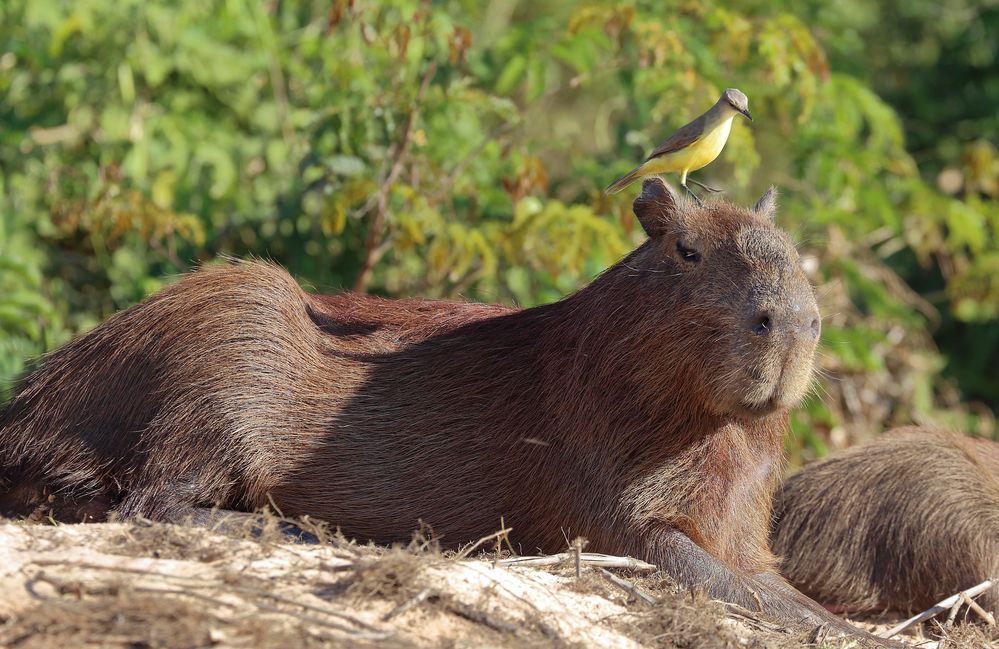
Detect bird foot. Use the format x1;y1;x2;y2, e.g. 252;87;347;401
682;184;705;207
688;178;723;193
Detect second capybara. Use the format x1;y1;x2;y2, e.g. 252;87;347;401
772;427;999;615
1;179;887;641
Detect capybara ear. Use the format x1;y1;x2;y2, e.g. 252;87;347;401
753;186;778;221
633;177;680;238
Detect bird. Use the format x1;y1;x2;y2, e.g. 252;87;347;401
605;88;752;201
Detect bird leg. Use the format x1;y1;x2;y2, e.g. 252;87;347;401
687;177;723;193
681;182;705;207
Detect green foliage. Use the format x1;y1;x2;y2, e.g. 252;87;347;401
1;0;997;458
797;0;999;408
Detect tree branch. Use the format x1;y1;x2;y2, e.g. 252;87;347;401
354;61;438;293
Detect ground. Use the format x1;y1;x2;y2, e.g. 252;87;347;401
0;519;993;648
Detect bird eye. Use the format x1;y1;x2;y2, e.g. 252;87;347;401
676;240;701;263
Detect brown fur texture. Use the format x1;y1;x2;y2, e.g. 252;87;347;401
772;427;999;615
0;179;886;641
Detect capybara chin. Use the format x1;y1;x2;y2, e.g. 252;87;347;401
1;178;885;641
772;427;999;616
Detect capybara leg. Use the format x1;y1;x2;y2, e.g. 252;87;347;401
48;491;113;523
112;474;198;522
647;529;900;647
0;482;111;523
112;462;245;523
0;483;47;520
167;506;250;530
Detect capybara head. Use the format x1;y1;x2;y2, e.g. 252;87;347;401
624;178;819;418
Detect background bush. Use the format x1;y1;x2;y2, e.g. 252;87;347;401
2;0;997;464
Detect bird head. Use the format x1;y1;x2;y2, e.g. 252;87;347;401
721;88;752;121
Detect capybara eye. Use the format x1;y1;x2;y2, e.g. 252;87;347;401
676;240;702;263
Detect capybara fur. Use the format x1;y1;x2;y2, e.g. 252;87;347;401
1;179;884;640
772;427;999;615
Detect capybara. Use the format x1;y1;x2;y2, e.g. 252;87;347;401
772;427;999;615
0;179;883;641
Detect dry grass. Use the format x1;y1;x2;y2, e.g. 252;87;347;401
0;518;993;649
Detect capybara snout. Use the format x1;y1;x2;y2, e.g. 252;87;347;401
735;231;820;414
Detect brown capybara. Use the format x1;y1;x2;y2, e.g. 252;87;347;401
772;427;999;615
0;179;884;641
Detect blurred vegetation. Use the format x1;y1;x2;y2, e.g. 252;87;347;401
1;0;997;463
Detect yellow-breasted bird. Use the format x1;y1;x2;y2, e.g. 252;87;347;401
605;88;752;199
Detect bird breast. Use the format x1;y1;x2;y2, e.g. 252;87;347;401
683;116;734;172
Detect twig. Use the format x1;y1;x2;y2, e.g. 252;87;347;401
381;588;435;622
354;61;438;292
249;2;294;148
882;579;994;638
228;583;386;631
29;573;391;640
135;585;391;640
598;568;657;606
454;527;513;560
722;603;791;634
447;601;519;635
445;263;484;299
496;552;656;571
24;558;383;632
428;122;517;205
500;516;517;558
959;591;996;625
945;597;963;627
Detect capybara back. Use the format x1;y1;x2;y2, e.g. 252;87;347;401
772;427;999;614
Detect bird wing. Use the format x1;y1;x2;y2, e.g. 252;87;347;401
645;115;706;160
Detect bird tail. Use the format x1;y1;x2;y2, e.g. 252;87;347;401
604;165;645;194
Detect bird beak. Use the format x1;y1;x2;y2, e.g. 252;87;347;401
740;108;752;121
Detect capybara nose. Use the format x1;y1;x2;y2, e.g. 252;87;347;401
791;310;821;341
796;303;821;340
750;312;772;336
749;309;820;340
807;314;820;339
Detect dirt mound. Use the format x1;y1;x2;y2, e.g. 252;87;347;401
0;520;990;648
